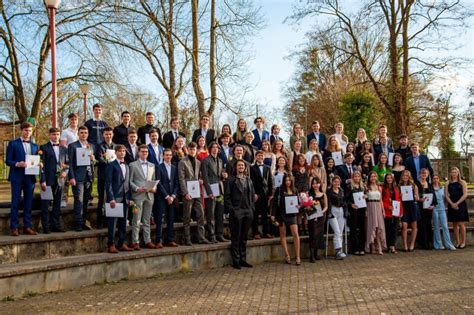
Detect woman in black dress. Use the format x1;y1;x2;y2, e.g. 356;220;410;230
391;153;405;185
293;154;310;235
399;170;421;252
307;177;328;262
345;171;366;255
415;168;436;249
446;167;469;249
358;151;373;183
325;157;337;187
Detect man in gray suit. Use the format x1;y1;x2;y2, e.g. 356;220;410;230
201;142;228;243
129;144;157;250
178;142;210;245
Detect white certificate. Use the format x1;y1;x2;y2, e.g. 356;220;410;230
353;192;367;208
25;154;40;175
388;152;395;166
307;203;323;220
105;149;116;162
76;148;91;166
284;196;299;214
144;180;160;191
392;200;401;217
40;186;54;200
145;134;151;145
204;183;220;198
186;180;201;199
332;151;343;166
105;203;124;218
423;193;434;209
400;185;414;201
273;173;284;188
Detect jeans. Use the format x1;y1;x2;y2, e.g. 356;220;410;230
329;206;345;250
72;181;92;230
433;207;456;249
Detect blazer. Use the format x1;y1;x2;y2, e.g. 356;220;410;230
307;132;327;153
405;154;433;181
192;129;217;147
178;155;201;196
224;175;255;212
105;160;130;203
67;141;95;183
201;155;225;196
147;143;164;166
373;144;394;164
156;162;179;200
162;130;186;149
129;159;156;201
269;134;283;146
250;163;273;198
40;142;68;186
336;164;357;190
124;143;138;165
243;143;258;164
251;129;270;149
6;138;39;184
95;141;115;180
218;145;233;168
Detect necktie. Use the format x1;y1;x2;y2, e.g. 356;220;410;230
120;161;125;164
174;131;178;139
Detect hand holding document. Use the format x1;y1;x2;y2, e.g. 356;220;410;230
25;154;40;175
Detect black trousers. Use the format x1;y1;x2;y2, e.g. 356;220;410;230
251;196;270;236
96;177;106;227
308;217;325;250
384;217;399;247
417;208;433;249
349;207;366;253
215;202;224;238
230;208;253;265
41;183;63;231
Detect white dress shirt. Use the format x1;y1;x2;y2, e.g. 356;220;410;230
51;141;60;162
139;159;148;178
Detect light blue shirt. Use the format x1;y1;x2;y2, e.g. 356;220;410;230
413;155;421;179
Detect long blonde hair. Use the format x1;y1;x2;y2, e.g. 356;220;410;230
326;135;341;152
449;167;466;185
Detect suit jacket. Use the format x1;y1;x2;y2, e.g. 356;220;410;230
269;134;283;146
124;143;138;165
6;138;39;184
192;129;217;147
129;159;156;201
225;158;250;177
40;142;68;186
105;160;130;203
243;143;257;164
307;132;327;153
373;144;394;164
405;154;433;181
218;145;233;168
250;163;273;198
251;129;270;149
156;162;179;200
162;130;186;149
178;155;201;196
95;141;115;180
147;143;164;167
201;155;225;197
224;175;255;212
67;141;95;182
336;164;357;190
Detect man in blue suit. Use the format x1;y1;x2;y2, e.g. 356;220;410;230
336;153;357;191
105;144;133;253
68;126;96;231
6;122;38;236
147;129;164;167
154;149;179;247
405;143;433;181
251;116;270;150
40;127;68;233
373;136;394;164
95;126;115;228
218;133;233;168
307;120;327;153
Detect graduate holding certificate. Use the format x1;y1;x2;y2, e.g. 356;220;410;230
307;177;328;262
399;170;421;252
345;171;367;255
382;174;404;254
415;168;437;250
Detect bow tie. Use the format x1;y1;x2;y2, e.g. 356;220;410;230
120;161;125;165
22;140;30;143
52;143;59;146
141;162;148;165
258;164;264;167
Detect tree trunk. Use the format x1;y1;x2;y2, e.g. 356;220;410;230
191;0;206;118
166;0;179;118
208;0;217;118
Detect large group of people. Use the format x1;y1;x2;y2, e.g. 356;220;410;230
5;104;470;270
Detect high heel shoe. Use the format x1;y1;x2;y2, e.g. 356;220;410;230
296;257;301;266
285;255;291;264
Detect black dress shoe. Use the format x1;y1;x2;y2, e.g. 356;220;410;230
184;240;193;246
239;260;253;268
51;227;65;233
43;230;51;234
216;236;228;242
198;239;211;244
232;262;241;269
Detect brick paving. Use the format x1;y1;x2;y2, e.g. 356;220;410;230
1;247;473;314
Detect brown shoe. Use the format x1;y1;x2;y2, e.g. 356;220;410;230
144;242;156;249
118;244;133;252
10;229;19;236
23;228;37;235
164;241;178;247
132;243;141;251
155;242;164;249
108;245;119;254
254;234;261;240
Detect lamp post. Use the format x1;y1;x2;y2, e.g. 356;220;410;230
45;0;61;128
79;83;90;123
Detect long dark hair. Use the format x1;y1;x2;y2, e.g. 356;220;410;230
233;159;248;177
280;173;296;195
309;176;322;193
383;173;397;199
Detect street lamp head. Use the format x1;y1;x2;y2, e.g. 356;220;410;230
45;0;61;9
79;83;90;95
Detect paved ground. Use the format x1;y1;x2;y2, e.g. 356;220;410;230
1;247;473;314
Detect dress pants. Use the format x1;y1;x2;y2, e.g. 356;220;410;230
205;198;217;241
96;177;106;227
251;196;270;236
72;181;92;230
153;198;175;243
433;207;456;249
132;197;153;244
107;205;127;247
10;181;34;229
215;202;224;239
329;206;345;250
183;198;206;242
384;216;399;247
229;208;253;265
349;207;366;253
417;208;433;249
41;183;63;231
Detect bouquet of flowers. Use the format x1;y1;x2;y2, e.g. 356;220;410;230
86;144;97;166
298;192;321;217
131;204;140;215
215;195;224;204
56;163;69;187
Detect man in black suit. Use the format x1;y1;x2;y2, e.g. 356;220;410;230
154;149;179;247
40;127;68;233
395;134;411;161
95;126;115;228
192;114;217;146
336;153;357;190
270;124;283;146
105;144;133;253
250;151;273;239
124;129;139;164
226;145;250;175
137;112;162;145
112;111;133;145
162;116;186;149
405;143;433;181
68;126;96;231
